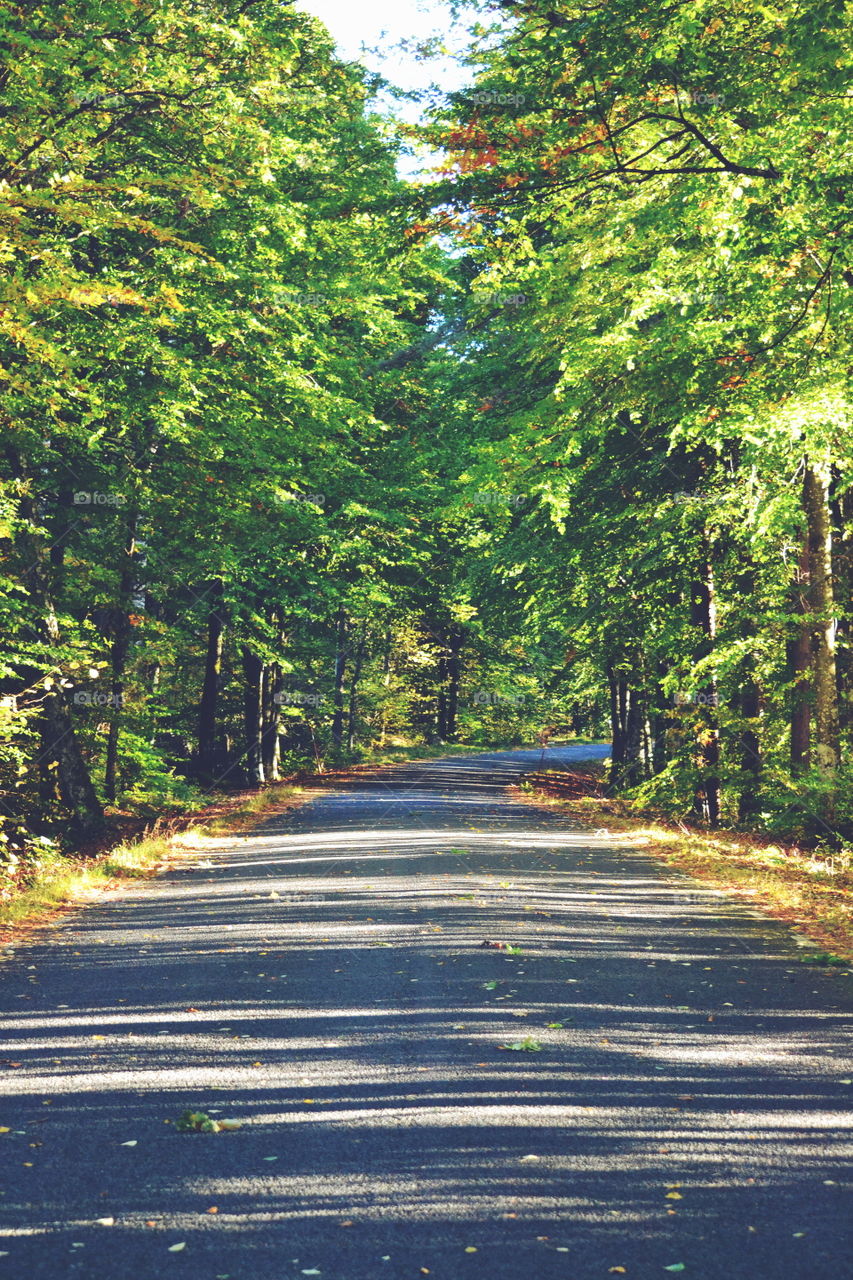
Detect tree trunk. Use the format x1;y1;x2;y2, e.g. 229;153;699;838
651;661;670;775
5;447;104;840
197;579;226;784
788;539;812;773
347;627;367;751
104;508;139;802
606;653;648;788
690;549;721;826
331;607;348;751
446;630;462;741
803;461;840;780
830;466;852;734
43;689;106;839
241;647;265;785
606;661;626;783
623;686;645;786
379;628;392;746
738;677;763;824
736;567;763;823
261;663;282;782
436;648;448;741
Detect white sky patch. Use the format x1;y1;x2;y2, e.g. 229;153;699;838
297;0;471;91
297;0;479;175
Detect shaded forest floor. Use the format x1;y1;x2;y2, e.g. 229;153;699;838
514;765;853;966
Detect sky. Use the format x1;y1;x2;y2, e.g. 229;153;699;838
296;0;475;102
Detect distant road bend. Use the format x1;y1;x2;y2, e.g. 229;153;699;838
0;745;851;1279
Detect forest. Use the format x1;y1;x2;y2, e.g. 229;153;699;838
1;0;851;885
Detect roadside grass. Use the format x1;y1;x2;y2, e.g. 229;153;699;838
515;767;853;965
0;783;307;940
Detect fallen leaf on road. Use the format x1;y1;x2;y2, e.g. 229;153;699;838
176;1110;240;1133
95;1218;115;1227
665;1192;683;1200
500;1038;542;1052
168;1242;186;1253
520;1154;540;1162
465;1246;477;1252
663;1267;685;1273
120;1140;138;1147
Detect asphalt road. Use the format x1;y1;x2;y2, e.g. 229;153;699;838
1;745;851;1280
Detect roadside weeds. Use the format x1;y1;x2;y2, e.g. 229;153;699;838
0;783;308;943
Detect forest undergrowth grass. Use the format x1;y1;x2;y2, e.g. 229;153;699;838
0;783;307;939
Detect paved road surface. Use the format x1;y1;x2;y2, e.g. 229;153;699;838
1;746;851;1280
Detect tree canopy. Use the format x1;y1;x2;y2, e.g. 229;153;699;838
1;0;851;882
